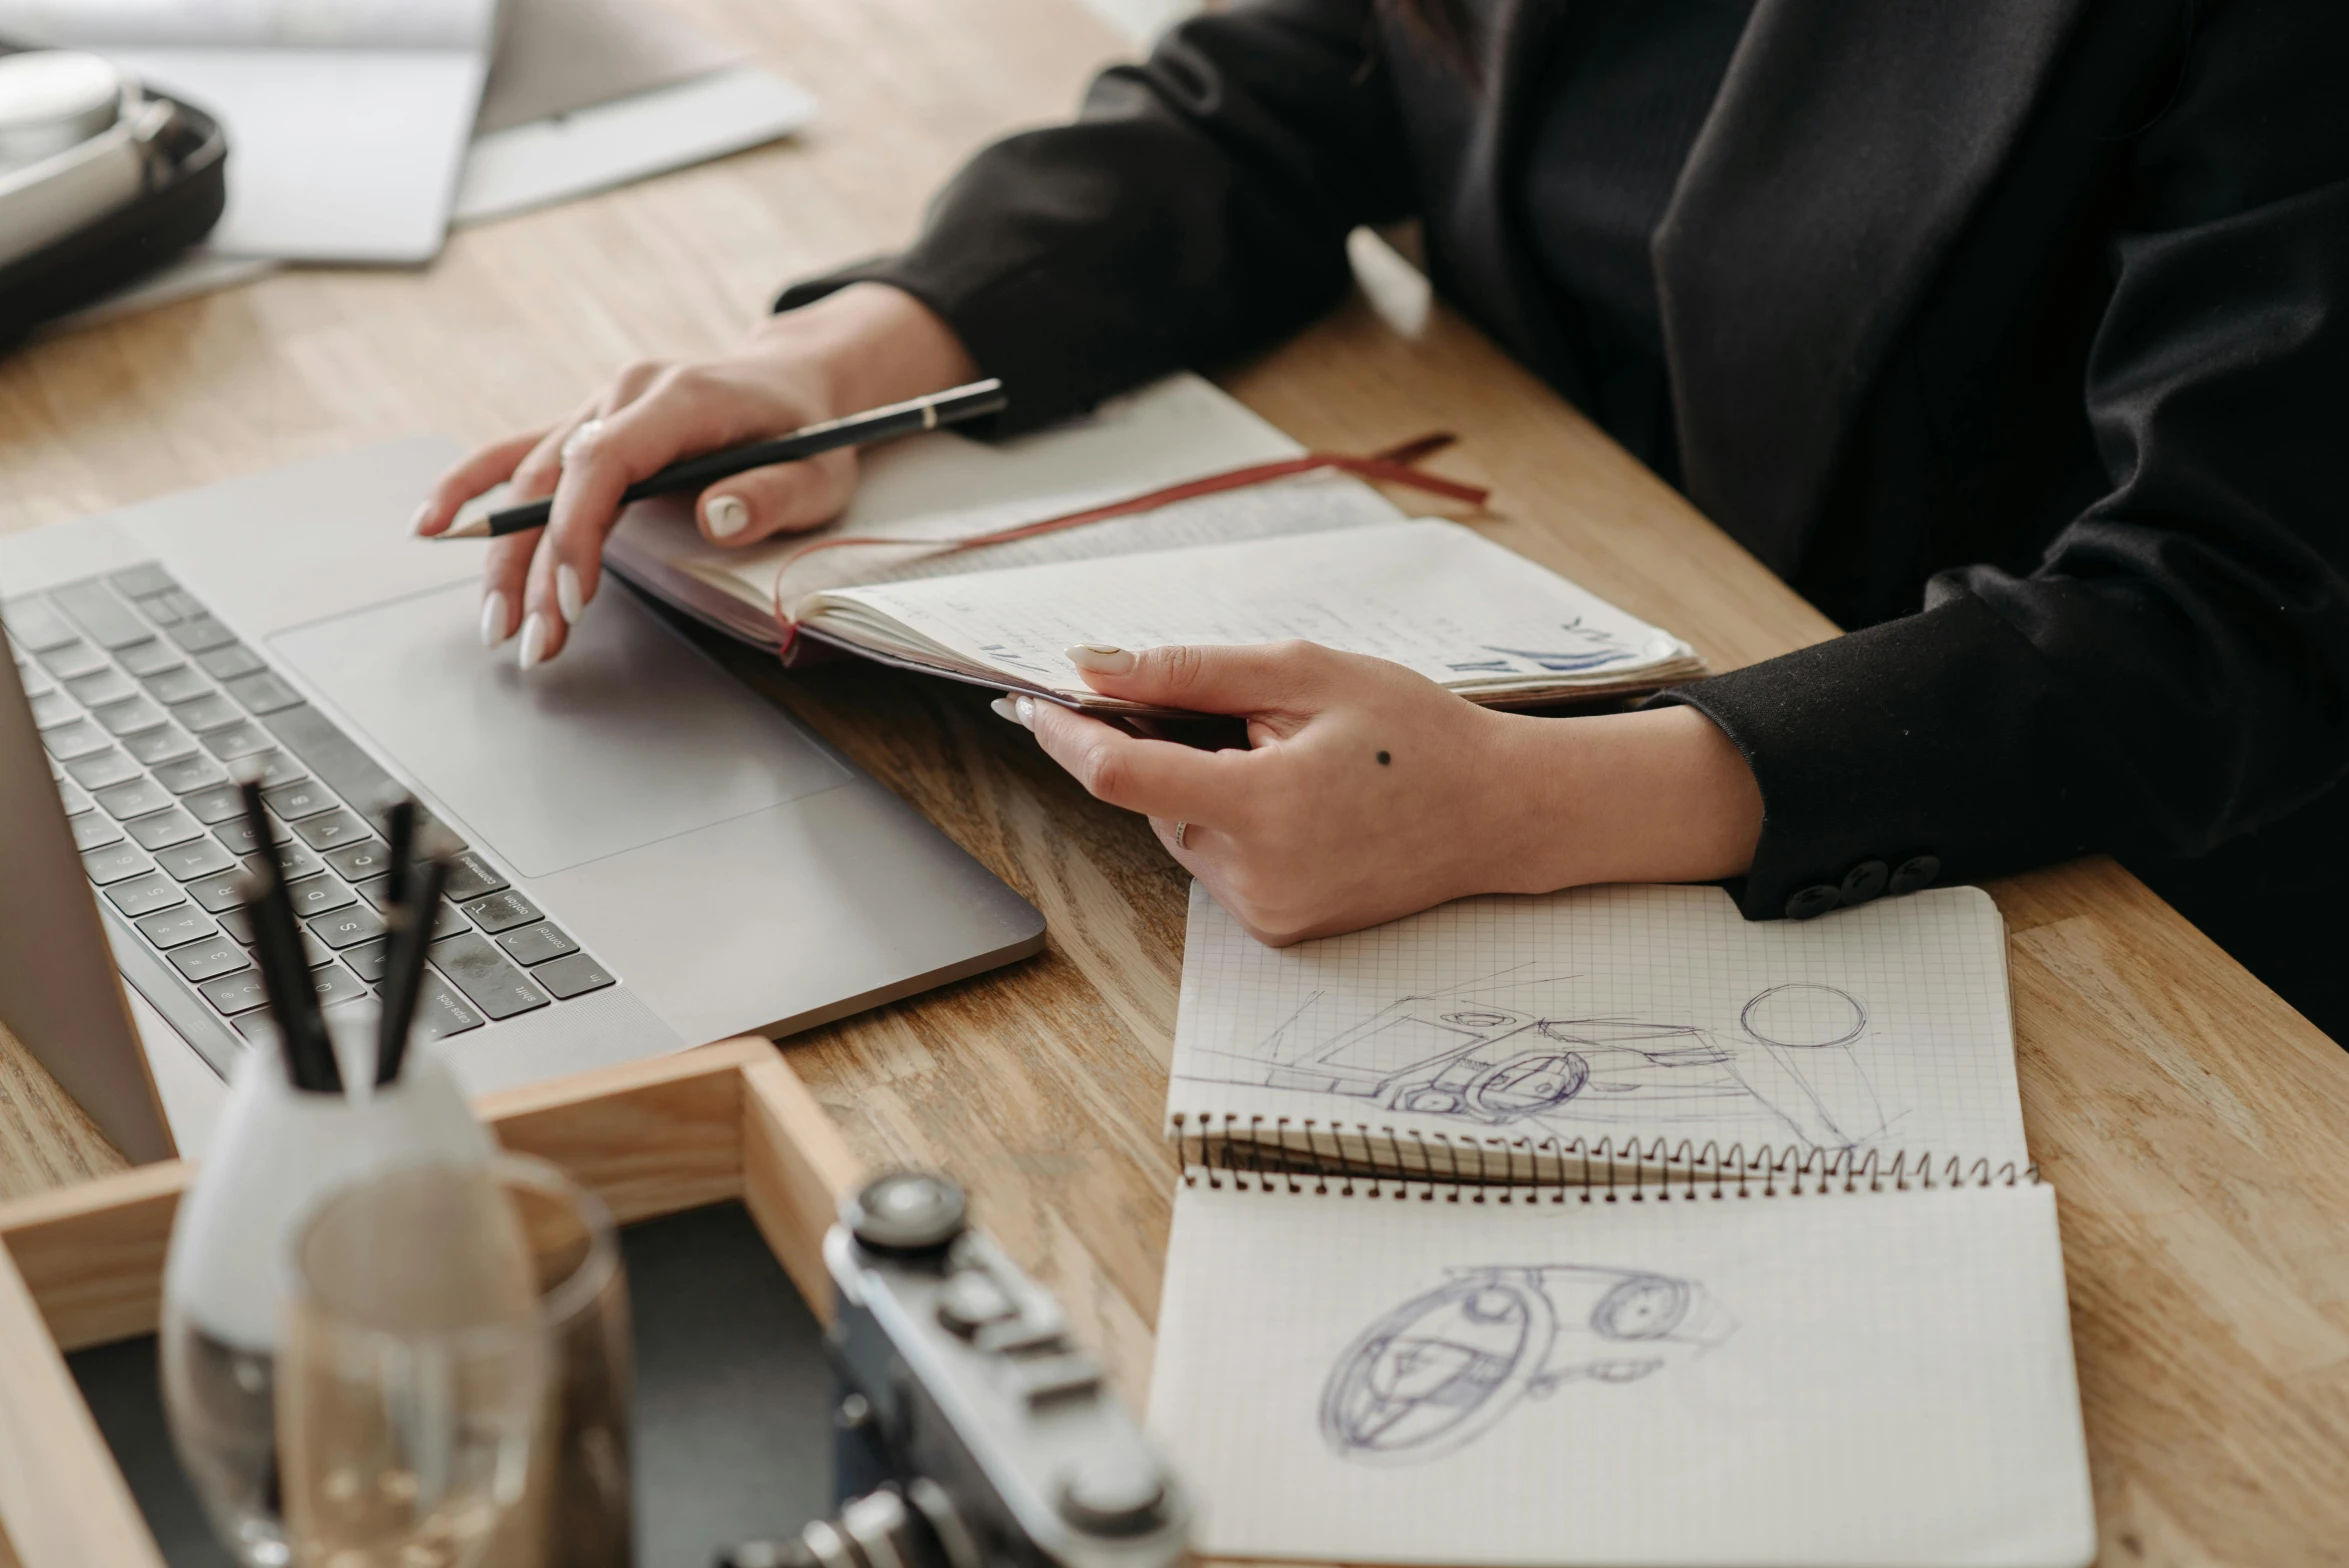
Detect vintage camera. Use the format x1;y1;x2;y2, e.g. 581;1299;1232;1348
719;1173;1191;1568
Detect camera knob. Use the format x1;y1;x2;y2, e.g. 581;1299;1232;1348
1057;1451;1169;1537
844;1171;968;1254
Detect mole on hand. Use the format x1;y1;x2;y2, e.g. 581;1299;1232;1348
1376;751;1392;766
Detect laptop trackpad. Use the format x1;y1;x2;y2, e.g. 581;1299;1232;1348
269;580;849;879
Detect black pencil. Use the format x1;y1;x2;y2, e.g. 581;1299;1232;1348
381;798;417;909
373;853;448;1088
235;780;341;1093
435;379;1006;540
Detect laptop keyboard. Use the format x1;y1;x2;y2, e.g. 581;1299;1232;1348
5;566;616;1061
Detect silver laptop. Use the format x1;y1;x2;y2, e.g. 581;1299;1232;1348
0;439;1044;1161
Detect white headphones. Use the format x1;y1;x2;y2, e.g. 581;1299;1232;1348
0;50;179;270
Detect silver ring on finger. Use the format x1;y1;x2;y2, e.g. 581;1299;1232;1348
1172;821;1188;850
559;417;605;468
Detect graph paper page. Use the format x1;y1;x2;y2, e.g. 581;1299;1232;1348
1149;1180;2093;1567
1171;881;2024;1166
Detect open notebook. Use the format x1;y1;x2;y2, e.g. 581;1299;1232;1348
1150;881;2094;1567
603;374;1705;713
1168;881;2025;1180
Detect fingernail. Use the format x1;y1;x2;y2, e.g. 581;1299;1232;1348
518;612;551;671
990;695;1034;730
557;563;587;625
479;590;510;647
409;501;436;537
706;495;749;539
1065;643;1135;674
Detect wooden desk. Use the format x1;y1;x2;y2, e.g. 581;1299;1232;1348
4;0;2346;1561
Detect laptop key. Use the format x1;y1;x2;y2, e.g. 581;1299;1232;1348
127;807;206;852
412;972;486;1039
109;565;176;599
216;906;253;944
198;970;269;1016
264;780;336;820
71;813;124;852
28;690;79;730
496;921;578;967
95;697;170;737
154;753;229;794
307;905;387;950
214;813;290;857
303;930;338;968
183;783;247;823
82;841;152;885
201;721;274;760
171;692;243;734
443;851;508;902
154;835;237;882
116;638;182;678
225;670;302;714
126;727;197;769
310;962;370;1010
1;596;76;651
159;590;204;622
66;748;142;790
143;665;210;704
343;937;390;985
322;838;393;881
461;889;542;934
187;870;247;913
139;594;184;627
65;669;135;707
248;841;323;881
52;580;151;649
296;808;373;851
197;643;265;681
429;932;549;1020
96;777;175;819
167;935;249;984
107;871;188;919
532;952;615;1000
263;705;404;816
57;777;93;815
242;748;306;789
135;905;218;949
41;719;111;760
36;639;107;679
286;875;356;919
168;615;239;653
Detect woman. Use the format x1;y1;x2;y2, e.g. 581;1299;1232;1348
414;0;2349;1038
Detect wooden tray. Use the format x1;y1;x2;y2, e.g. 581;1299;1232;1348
0;1038;861;1568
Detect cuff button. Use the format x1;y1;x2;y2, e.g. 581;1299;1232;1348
1839;860;1888;905
1888;854;1941;896
1785;884;1842;920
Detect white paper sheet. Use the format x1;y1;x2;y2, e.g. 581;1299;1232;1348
1170;881;2025;1169
1151;1179;2095;1567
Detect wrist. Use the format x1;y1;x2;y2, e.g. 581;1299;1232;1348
753;282;979;417
1478;704;1762;894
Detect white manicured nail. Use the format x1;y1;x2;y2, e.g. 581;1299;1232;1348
989;696;1029;728
557;562;587;625
479;590;509;647
1065;643;1135;674
409;501;435;536
518;612;551;671
706;494;750;539
1014;695;1036;729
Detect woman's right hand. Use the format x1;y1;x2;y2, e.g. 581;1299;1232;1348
411;282;979;668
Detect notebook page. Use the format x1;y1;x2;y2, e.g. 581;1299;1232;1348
1150;1180;2094;1567
799;519;1697;696
1172;881;2024;1167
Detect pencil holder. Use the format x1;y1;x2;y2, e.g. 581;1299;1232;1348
158;1009;494;1567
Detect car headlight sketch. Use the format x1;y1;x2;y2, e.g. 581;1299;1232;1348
1320;1265;1735;1464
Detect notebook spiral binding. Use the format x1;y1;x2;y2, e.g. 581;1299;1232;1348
1172;1112;2036;1202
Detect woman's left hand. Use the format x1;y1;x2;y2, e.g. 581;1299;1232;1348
996;641;1763;946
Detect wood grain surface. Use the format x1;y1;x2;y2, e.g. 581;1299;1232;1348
2;0;2345;1563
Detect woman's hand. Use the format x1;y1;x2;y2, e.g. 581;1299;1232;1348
411;283;977;668
998;642;1764;945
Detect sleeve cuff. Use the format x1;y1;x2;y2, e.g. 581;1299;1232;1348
1645;594;2098;920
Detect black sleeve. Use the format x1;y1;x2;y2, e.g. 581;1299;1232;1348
774;0;1416;434
1658;0;2349;920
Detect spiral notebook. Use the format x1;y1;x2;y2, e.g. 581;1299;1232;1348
1150;1170;2095;1567
1166;881;2026;1181
1149;882;2093;1567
